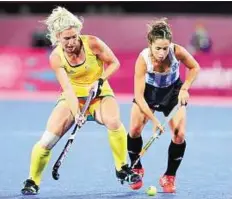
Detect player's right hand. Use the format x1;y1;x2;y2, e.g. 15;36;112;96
75;113;86;127
152;121;165;135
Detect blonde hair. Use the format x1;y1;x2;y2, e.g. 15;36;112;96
43;6;83;46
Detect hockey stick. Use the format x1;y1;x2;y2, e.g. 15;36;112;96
131;104;182;169
52;89;94;180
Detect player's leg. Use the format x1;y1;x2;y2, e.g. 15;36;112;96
128;102;149;175
126;102;150;190
91;96;141;186
160;106;187;193
21;100;74;195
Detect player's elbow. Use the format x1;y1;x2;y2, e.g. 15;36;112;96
114;59;120;70
195;64;201;74
193;65;201;79
189;64;200;77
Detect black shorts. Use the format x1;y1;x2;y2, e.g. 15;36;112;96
133;78;183;116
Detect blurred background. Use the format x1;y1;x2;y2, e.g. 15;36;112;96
0;1;231;103
0;1;232;103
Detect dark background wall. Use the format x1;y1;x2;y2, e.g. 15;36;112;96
0;1;232;15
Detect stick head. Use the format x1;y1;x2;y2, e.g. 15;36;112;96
52;169;60;180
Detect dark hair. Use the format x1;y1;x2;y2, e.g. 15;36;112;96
147;18;172;44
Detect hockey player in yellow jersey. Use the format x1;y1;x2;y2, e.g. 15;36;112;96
21;6;141;195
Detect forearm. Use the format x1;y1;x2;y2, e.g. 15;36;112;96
181;67;200;90
136;97;159;124
100;63;119;80
63;88;80;117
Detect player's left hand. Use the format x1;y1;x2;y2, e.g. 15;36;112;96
90;78;104;98
178;89;189;106
75;113;86;127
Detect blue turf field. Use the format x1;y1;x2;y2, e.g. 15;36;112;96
0;100;231;199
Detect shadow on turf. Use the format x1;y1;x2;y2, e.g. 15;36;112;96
15;191;177;199
7;192;142;199
0;190;177;199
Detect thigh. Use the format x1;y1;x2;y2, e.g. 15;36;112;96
46;100;74;136
129;102;149;137
87;98;103;124
94;96;120;125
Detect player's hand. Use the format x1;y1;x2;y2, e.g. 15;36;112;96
178;89;189;106
89;78;104;98
75;113;86;127
152;120;165;135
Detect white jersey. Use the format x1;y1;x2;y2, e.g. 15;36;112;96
140;43;180;88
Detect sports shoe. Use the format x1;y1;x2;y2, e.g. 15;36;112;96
116;164;143;189
130;167;144;190
21;179;39;195
132;167;145;177
159;175;176;193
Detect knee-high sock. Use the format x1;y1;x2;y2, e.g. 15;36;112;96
164;140;186;176
127;134;143;168
108;124;127;171
29;142;51;185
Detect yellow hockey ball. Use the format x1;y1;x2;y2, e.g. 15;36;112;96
146;185;157;196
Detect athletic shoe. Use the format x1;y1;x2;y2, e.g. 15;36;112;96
21;179;39;195
159;175;176;193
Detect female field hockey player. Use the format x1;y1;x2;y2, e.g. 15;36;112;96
21;6;141;195
127;18;200;192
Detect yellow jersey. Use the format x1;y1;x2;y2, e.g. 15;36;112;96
54;35;114;97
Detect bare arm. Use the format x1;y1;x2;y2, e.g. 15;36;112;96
49;53;80;117
175;44;200;90
134;55;161;125
88;36;120;81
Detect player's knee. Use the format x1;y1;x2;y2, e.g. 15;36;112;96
104;117;121;130
129;125;143;138
130;123;143;138
39;131;61;150
173;129;185;144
